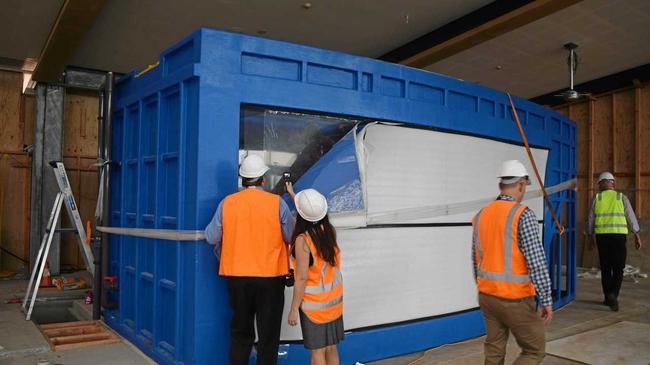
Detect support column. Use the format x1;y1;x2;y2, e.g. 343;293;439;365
634;82;642;217
30;84;65;275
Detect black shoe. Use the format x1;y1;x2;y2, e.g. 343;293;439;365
607;294;618;311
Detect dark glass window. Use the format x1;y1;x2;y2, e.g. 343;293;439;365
239;106;358;193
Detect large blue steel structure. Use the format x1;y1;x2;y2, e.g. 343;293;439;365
106;28;576;365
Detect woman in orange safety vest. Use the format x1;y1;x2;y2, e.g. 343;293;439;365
286;183;344;365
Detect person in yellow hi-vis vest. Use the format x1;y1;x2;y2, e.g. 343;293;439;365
205;155;295;365
586;171;642;312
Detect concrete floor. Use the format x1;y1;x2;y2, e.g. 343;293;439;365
0;280;154;365
1;276;648;365
370;276;650;365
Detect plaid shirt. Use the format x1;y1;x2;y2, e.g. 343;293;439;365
472;195;553;307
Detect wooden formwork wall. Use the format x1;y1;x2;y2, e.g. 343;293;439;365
554;82;650;267
0;71;33;272
60;90;99;271
0;70;99;272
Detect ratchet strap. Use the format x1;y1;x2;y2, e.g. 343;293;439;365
507;92;566;236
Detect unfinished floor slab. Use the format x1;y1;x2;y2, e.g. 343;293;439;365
546;321;650;365
0;308;49;360
370;277;650;365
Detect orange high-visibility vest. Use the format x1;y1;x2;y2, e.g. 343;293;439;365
293;233;343;324
219;189;288;277
472;200;536;299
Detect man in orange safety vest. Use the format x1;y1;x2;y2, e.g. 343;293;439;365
205;154;295;365
472;160;553;365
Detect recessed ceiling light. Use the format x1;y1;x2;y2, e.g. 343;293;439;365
495;65;503;70
302;3;312;10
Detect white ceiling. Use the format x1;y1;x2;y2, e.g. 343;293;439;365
427;0;650;98
0;0;648;98
70;0;492;73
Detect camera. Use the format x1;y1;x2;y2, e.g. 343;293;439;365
285;268;295;287
283;172;292;181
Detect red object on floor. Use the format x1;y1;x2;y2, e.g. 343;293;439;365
40;262;52;287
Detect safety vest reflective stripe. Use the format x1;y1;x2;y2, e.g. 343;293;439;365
594;190;628;234
503;203;520;277
594;213;625;217
476;270;531;283
297;233;344;323
302;295;343;310
304;266;343;294
475;203;531;284
595;224;628;228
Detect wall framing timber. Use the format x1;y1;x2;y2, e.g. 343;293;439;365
554;81;650;268
0;69;100;274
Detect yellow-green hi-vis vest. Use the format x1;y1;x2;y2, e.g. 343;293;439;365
594;190;628;234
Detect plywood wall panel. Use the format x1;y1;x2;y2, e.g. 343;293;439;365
642;177;650;219
0;71;23;152
555;83;650;267
641;87;650;218
0;154;30;271
0;71;102;271
0;71;31;271
592;95;613;174
60;90;99;269
641;88;650;173
614;90;636;174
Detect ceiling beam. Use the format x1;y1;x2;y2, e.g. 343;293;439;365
393;0;582;69
31;0;106;82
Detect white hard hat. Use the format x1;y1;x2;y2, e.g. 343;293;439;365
498;160;531;185
598;171;615;182
239;155;269;178
295;189;328;222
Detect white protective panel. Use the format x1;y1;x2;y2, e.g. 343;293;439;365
361;124;548;224
279;124;552;341
280;226;478;341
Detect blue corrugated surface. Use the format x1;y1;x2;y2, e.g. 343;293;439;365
107;28;576;365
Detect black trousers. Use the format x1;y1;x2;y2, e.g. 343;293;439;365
226;276;285;365
596;234;627;300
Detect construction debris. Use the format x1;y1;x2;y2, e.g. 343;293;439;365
577;265;647;283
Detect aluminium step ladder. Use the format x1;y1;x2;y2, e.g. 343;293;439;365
23;161;95;320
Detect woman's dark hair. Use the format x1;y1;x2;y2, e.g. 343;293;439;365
291;214;338;266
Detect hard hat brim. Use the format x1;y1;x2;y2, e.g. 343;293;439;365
239;165;270;179
499;176;531;185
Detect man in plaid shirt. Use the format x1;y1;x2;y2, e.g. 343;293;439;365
472;160;553;365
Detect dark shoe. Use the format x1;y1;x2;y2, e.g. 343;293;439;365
607;294;618;311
